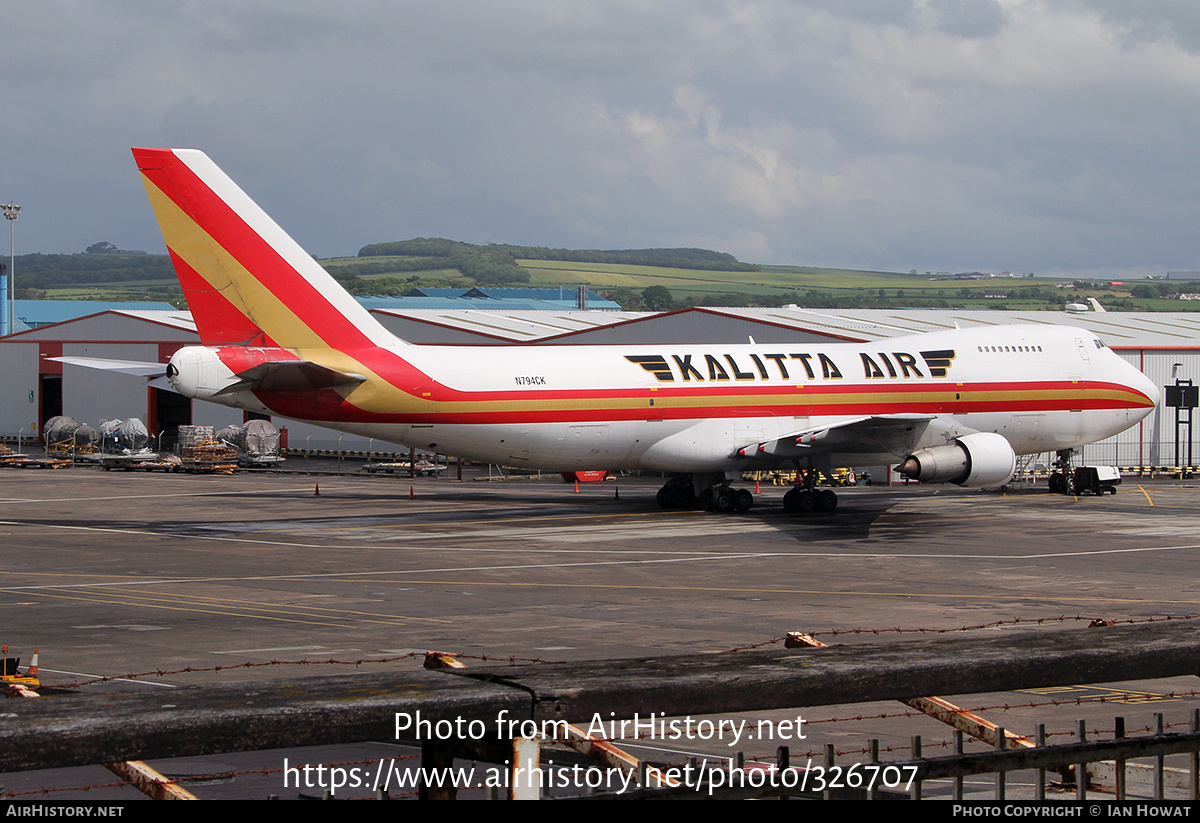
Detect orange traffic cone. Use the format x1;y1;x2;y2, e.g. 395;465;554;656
574;480;579;493
27;648;38;677
314;483;320;496
409;485;415;498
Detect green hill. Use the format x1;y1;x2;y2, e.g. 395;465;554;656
10;242;1195;312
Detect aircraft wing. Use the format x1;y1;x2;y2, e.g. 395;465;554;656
741;414;938;461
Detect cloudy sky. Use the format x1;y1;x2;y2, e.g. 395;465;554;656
4;1;1200;278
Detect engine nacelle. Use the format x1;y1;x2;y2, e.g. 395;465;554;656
167;346;237;401
897;432;1017;488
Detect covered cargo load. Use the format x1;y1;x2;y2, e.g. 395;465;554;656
99;418;151;454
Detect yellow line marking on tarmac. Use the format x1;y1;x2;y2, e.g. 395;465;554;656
0;487;307;504
69;586;448;625
1139;485;1155;506
29;589;360;628
1019;685;1175;704
24;590;398;628
8;538;1200;597
0;569;203;581
342;578;1200;607
252;508;695;534
1;553;778;592
0;519;760;558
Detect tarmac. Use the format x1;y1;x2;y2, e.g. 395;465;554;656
2;461;1199;799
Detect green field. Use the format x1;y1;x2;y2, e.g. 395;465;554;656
42;285;181;303
16;249;1200;313
517;259;1047;298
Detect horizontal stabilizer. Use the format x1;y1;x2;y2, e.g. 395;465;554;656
213;360;367;395
48;356;167;378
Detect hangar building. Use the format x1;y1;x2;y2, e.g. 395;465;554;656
0;305;1192;470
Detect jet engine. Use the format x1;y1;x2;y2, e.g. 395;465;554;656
897;432;1017;488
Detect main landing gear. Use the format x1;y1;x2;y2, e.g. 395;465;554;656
654;471;838;514
655;475;699;510
782;469;838;514
706;485;755;513
655;474;753;513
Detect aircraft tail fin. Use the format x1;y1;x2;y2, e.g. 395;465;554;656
132;148;403;350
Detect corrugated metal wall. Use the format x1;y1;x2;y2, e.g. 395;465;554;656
1113;349;1200;468
0;342;40;439
62;343;160;427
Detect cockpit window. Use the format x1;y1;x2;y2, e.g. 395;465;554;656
1094;338;1108;349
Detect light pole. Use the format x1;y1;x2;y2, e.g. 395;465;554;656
2;202;20;337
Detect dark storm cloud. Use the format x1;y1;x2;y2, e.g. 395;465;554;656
2;1;1199;279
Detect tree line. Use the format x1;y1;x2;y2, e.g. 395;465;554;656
9;252;175;290
358;238;756;274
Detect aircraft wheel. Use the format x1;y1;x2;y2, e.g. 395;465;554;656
734;488;754;512
817;489;838;512
783;487;800;512
796;490;816;514
712;489;735;513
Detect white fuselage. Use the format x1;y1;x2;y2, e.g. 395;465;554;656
173;324;1159;474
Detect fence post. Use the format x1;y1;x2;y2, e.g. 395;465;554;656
910;735;922;800
1115;716;1126;801
1155;712;1165;800
1076;719;1088;801
994;726;1006;800
1191;710;1199;800
512;735;541;800
868;739;880;801
823;743;834;801
953;730;964;801
1036;723;1046;800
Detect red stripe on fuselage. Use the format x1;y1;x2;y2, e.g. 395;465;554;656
248;379;1151;426
385;377;1152;405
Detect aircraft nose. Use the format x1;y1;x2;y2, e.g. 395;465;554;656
1128;361;1160;414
